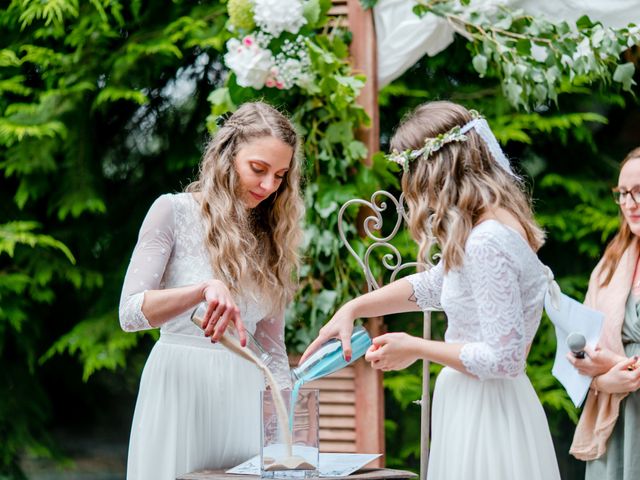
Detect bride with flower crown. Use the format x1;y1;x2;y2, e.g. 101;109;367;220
300;101;561;480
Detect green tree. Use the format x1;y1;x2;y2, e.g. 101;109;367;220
1;1;232;476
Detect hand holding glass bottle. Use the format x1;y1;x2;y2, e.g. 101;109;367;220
191;302;273;368
292;325;372;385
198;280;245;345
299;302;359;364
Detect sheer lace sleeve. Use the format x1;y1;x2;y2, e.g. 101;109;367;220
404;261;444;311
254;313;292;390
459;234;526;380
119;194;175;332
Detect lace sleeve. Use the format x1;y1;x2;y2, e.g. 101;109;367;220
118;194;175;332
459;235;526;380
254;313;292;390
404;261;444;311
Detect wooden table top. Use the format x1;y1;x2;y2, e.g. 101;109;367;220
177;467;418;480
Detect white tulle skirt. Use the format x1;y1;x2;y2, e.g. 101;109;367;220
427;367;560;480
126;333;265;480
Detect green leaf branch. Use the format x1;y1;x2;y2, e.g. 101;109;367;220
414;0;640;109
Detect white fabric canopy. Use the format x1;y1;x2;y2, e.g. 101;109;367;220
374;0;640;88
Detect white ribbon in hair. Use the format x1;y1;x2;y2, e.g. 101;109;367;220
460;117;519;178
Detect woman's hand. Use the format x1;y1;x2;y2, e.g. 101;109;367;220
364;332;422;371
593;356;640;394
299;303;356;364
201;280;245;346
566;345;624;377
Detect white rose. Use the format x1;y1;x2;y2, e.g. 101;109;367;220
224;37;275;89
253;0;306;37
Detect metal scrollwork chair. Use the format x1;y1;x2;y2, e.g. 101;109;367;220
338;191;433;480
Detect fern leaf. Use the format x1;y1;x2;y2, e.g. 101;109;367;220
0;76;32;96
127;40;183;59
20;44;66;68
93;86;149;109
0;221;75;263
0;118;67;147
40;312;150;381
0;49;21;67
18;0;79;29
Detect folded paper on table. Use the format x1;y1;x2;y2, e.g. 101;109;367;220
226;453;382;477
544;289;604;407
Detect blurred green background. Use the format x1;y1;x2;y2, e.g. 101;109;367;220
1;1;638;479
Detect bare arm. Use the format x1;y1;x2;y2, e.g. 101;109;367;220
365;333;466;373
593;356;640;394
299;277;423;364
346;277;423;318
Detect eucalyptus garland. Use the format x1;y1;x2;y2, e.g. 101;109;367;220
413;0;640;109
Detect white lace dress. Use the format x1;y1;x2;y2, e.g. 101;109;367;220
406;220;560;480
119;193;291;480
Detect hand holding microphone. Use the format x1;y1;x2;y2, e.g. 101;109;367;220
566;334;632;376
567;332;587;359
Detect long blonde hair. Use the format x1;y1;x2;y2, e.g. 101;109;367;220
186;102;304;314
598;147;640;287
391;101;545;271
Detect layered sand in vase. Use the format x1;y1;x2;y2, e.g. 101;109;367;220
193;314;313;471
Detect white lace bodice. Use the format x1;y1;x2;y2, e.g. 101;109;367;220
406;220;548;381
119;193;291;388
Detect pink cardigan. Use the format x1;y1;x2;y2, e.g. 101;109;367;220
569;239;638;460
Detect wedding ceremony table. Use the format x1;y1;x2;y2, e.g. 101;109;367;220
177;467;418;480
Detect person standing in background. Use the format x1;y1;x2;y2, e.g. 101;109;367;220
569;147;640;480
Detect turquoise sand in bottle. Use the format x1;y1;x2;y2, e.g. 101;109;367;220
289;325;372;428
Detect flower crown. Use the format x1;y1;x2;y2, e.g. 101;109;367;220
388;110;482;173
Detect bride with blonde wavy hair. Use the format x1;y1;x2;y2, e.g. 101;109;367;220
119;101;304;480
301;100;560;480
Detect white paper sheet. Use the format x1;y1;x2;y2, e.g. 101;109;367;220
544;289;604;407
226;453;382;477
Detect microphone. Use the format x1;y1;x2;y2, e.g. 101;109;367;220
567;332;587;359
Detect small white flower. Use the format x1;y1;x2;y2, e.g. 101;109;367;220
224;36;275;89
253;0;307;37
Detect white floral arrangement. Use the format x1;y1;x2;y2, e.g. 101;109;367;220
253;0;307;37
224;0;314;91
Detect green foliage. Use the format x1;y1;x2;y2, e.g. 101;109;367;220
1;1;638;478
228;0;255;30
1;0;230;475
0;222;74;261
414;0;640;109
0;221;78;476
17;0;80;29
41;311;155;381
